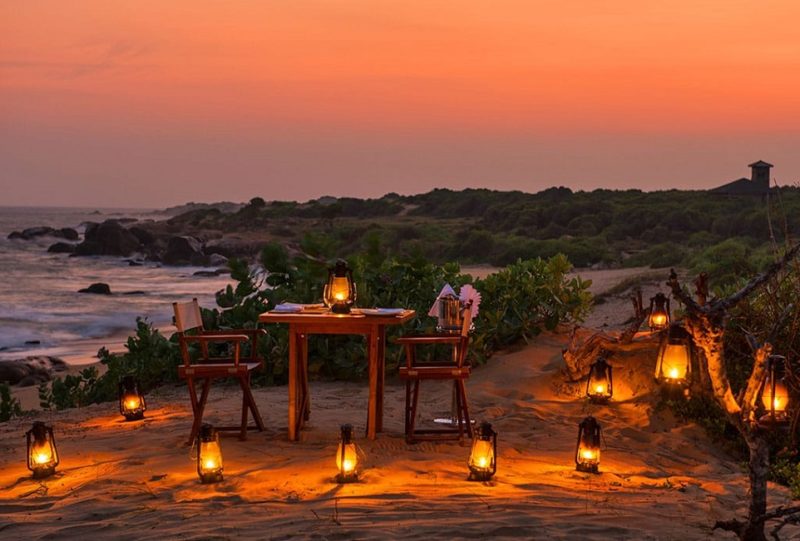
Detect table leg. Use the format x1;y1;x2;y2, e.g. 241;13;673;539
377;325;386;433
300;332;310;425
367;329;379;440
288;325;298;441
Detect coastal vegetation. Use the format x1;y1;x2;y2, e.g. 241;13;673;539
34;244;591;409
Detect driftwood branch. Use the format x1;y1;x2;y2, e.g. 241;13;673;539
562;288;652;380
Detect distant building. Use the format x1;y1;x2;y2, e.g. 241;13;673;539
709;160;773;195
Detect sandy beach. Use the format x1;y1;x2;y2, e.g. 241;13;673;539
3;327;798;539
4;266;794;540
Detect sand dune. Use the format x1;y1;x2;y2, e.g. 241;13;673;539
2;331;797;540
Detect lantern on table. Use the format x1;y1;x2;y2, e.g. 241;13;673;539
648;293;670;331
118;375;146;421
336;424;359;483
654;324;692;386
575;416;601;474
324;259;356;314
758;355;790;426
468;422;497;481
586;356;613;403
196;423;223;483
26;421;59;479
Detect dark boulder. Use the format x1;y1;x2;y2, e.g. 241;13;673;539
48;242;76;253
8;226;78;241
208;253;229;267
8;226;54;240
163;236;208;265
74;220;141;256
79;282;112;295
55;228;79;240
0;356;68;386
204;238;263;259
129;226;156;246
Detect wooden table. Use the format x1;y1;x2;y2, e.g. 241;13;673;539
259;309;416;441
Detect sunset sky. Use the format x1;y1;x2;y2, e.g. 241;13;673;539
2;1;799;207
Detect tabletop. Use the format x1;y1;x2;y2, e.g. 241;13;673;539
259;308;416;325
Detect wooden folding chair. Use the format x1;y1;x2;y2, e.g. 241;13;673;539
397;302;473;443
173;298;266;445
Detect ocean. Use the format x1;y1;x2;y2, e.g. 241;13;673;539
0;207;233;365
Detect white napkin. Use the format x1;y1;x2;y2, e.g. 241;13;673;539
428;283;457;317
459;284;481;318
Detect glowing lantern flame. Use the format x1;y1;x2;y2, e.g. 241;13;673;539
336;424;359;483
468;422;497;481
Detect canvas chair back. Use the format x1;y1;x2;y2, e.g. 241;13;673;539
173;298;204;334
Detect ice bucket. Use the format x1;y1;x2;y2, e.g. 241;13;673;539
437;293;463;334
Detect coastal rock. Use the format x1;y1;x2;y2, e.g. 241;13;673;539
0;356;68;386
56;228;80;241
163;236;208;265
7;226;79;241
79;282;112;295
204;238;263;258
129;226;156;246
208;253;229;267
193;268;229;277
48;242;76;253
74;220;141;256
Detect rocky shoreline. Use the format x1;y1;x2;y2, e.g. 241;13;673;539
0;356;68;387
7;216;249;268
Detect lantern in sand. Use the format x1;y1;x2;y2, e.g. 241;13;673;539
26;421;59;479
586;356;613;403
575;416;601;474
196;424;223;483
336;424;359;483
648;293;670;331
324;259;356;314
118;375;146;421
758;355;790;426
654;324;692;386
468;422;497;481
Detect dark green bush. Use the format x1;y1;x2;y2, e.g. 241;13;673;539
0;383;22;421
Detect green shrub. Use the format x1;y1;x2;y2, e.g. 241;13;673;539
39;318;180;409
0;383;22;421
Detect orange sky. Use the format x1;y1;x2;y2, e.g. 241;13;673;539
2;1;799;207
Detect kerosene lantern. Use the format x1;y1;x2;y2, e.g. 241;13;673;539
575;416;601;474
586;356;613;403
336;424;359;483
654;323;692;386
26;421;59;479
324;259;356;314
196;424;223;483
758;355;790;427
118;375;146;421
648;293;670;331
468;422;497;481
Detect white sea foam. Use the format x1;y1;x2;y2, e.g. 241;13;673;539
0;207;234;364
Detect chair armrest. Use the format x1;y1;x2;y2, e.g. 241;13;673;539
182;334;250;343
203;329;267;337
395;335;461;345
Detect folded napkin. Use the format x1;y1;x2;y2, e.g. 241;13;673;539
428;283;457;317
459;284;481;318
427;283;481;318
